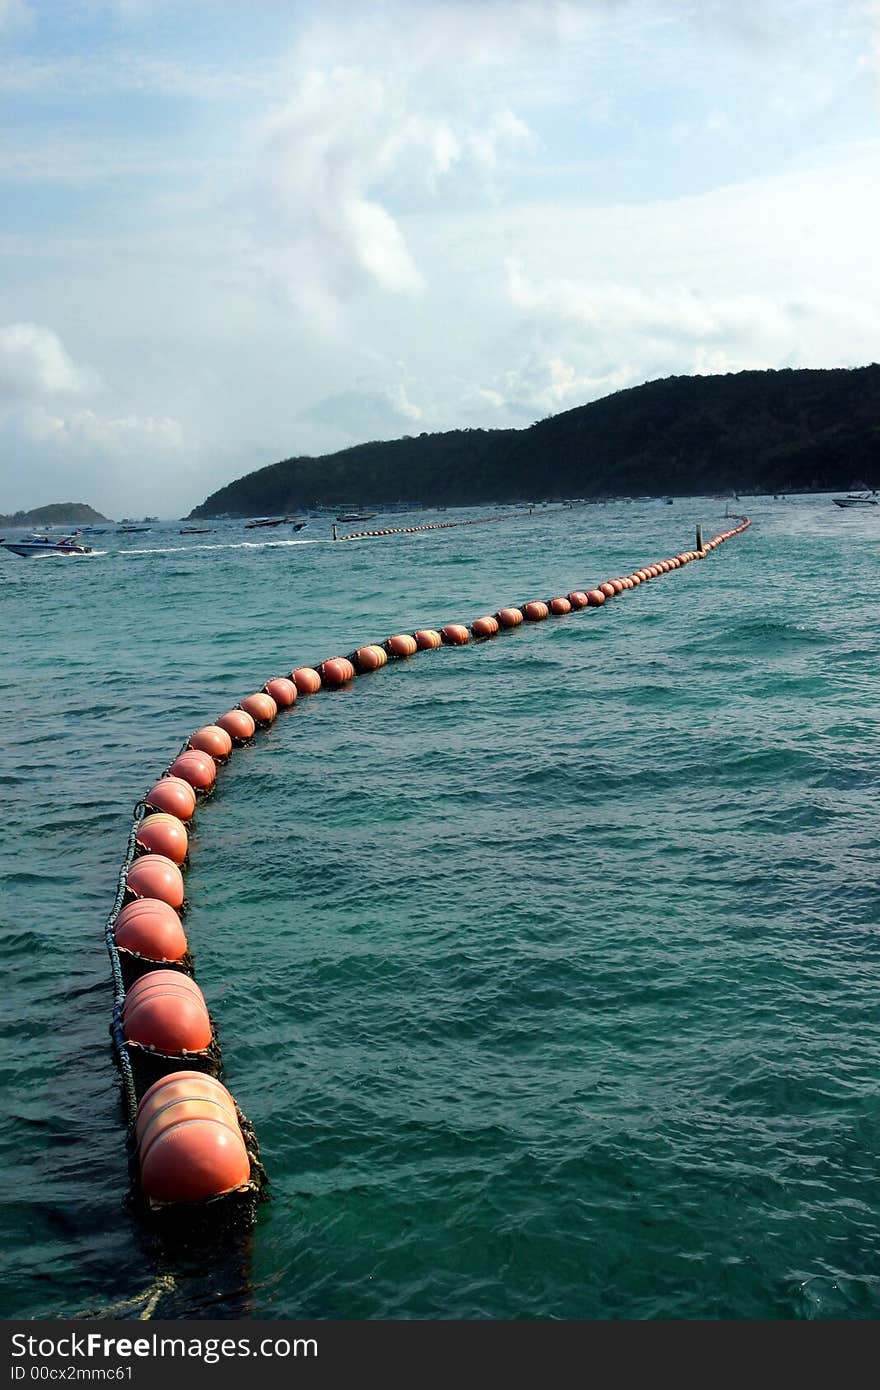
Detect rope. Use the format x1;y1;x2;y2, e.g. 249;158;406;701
104;800;146;1127
74;1274;176;1321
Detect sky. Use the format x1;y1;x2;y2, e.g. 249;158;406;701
1;0;879;518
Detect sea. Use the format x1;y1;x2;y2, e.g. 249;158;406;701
1;495;879;1321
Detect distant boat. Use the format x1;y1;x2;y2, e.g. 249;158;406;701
336;511;376;523
179;526;215;534
832;493;878;508
116;524;152;533
1;533;93;557
243;514;305;528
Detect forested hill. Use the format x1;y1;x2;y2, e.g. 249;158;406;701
0;501;109;527
190;366;880;516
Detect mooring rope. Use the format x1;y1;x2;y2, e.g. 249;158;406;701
74;1274;176;1321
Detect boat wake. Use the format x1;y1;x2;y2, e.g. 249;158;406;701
122;539;324;556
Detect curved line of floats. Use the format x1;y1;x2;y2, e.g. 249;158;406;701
107;516;750;1213
338;512;511;541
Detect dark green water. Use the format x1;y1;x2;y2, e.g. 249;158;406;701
2;498;880;1319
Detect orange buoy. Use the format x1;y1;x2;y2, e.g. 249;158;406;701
123;969;203;1015
124;985;212;1055
168;749;216;791
136;1071;237;1143
138;1114;250;1204
292;666;322;695
522;600;549;621
136;813;189;866
599;582;616;599
471;615;500;638
126;854;185;909
414;629;442;649
441;624;470;645
568;591;589;608
386;633;418;659
265;677;298;708
138;1097;241;1155
548;597;572;615
188;725;233;760
144;776;197;821
239;692;277;725
355;644;388;671
114;899;188;963
321;657;355;687
610;579;625;595
587;589;606;606
216;708;256;742
496;607;523;628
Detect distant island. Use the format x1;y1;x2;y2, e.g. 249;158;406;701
0;502;110;527
189;366;880;517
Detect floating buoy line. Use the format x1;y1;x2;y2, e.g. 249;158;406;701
105;518;749;1218
335;511;511;541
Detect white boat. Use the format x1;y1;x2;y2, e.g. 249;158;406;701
832;493;878;508
1;533;93;557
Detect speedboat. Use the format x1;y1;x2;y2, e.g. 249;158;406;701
1;533;93;557
116;524;152;533
179;526;215;534
832;493;878;508
336;511;376;522
245;516;307;530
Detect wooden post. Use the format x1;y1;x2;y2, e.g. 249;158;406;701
696;523;703;553
332;523;338;541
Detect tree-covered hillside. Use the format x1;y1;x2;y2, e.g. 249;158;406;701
190;366;880;517
0;502;110;527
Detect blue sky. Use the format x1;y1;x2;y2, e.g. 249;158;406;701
1;0;878;516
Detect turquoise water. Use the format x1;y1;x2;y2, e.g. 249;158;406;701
2;498;880;1320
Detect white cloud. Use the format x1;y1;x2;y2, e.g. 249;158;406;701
299;381;424;439
505;259;801;348
21;403;184;455
490;353;635;418
0;323;94;401
0;321;187;514
0;402;189;516
245;8;542;315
